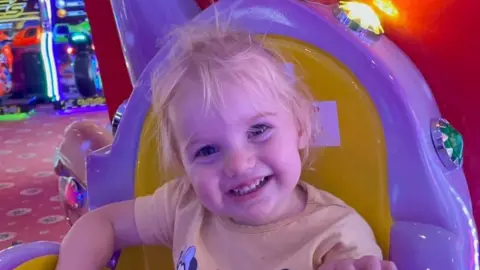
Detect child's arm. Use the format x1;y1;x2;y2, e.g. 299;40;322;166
323;213;382;262
55;179;182;269
318;256;397;270
56;200;141;270
316;213;396;269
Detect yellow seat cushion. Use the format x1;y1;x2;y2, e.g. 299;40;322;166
116;35;392;269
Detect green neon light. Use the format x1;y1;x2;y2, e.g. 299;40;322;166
0;112;33;121
71;33;87;42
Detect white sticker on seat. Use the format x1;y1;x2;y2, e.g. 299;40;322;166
313;101;341;147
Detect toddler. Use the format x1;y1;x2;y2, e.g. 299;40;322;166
57;22;397;270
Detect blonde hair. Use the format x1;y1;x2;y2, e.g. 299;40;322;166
151;21;317;172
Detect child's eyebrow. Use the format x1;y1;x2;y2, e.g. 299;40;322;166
247;112;276;123
184;133;201;152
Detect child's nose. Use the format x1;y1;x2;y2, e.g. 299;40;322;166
224;149;256;178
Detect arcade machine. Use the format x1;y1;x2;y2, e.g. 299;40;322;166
50;0;106;113
0;0;57;121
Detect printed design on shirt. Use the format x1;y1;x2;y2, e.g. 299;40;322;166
176;246;198;270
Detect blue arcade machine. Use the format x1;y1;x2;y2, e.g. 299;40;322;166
50;0;105;113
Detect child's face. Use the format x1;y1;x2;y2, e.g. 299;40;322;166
170;80;306;226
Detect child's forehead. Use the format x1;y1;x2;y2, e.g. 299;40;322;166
169;81;289;139
174;74;283;110
173;104;284;146
172;82;281;121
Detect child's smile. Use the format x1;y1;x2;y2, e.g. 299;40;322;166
228;174;271;197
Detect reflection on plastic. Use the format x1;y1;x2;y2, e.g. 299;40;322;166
110;0;201;83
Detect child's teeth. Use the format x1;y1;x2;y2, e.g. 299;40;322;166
231;176;268;196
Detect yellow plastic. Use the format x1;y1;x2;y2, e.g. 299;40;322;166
13;254;112;270
14;255;58;270
267;35;392;253
116;35;393;268
116;116;172;270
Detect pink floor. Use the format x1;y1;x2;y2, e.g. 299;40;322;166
0;109;109;250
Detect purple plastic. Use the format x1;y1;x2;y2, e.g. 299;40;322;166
109;0;202;83
0;241;60;269
0;241;119;270
1;0;475;269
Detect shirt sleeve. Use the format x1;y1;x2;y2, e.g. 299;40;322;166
319;212;383;264
133;178;185;248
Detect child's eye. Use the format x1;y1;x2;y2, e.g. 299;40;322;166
194;145;218;158
247;124;272;139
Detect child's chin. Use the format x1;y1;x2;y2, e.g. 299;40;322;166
231;215;271;226
231;206;278;226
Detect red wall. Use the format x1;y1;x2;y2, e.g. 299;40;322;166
84;0;133;121
195;0;218;10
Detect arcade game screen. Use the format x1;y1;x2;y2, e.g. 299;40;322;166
0;0;46;116
52;0;105;111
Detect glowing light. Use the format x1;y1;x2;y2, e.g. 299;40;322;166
57;0;66;8
39;0;59;101
71;33;87;42
44;0;52;20
40;0;60;101
0;112;32;121
373;0;399;17
66;46;73;54
40;32;53;98
57;9;67;18
339;1;384;35
40;32;59;100
47;31;60;100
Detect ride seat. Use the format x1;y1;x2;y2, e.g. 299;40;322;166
115;35;392;270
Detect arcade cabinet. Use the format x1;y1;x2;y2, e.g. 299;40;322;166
50;0;106;113
0;0;57;121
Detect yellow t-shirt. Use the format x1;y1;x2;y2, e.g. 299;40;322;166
134;178;382;270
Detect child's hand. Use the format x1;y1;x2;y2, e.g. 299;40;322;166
318;256;397;270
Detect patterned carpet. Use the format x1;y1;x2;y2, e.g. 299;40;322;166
0;109;109;251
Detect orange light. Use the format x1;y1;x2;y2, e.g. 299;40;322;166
373;0;399;17
339;1;384;35
66;46;74;54
57;9;67;18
